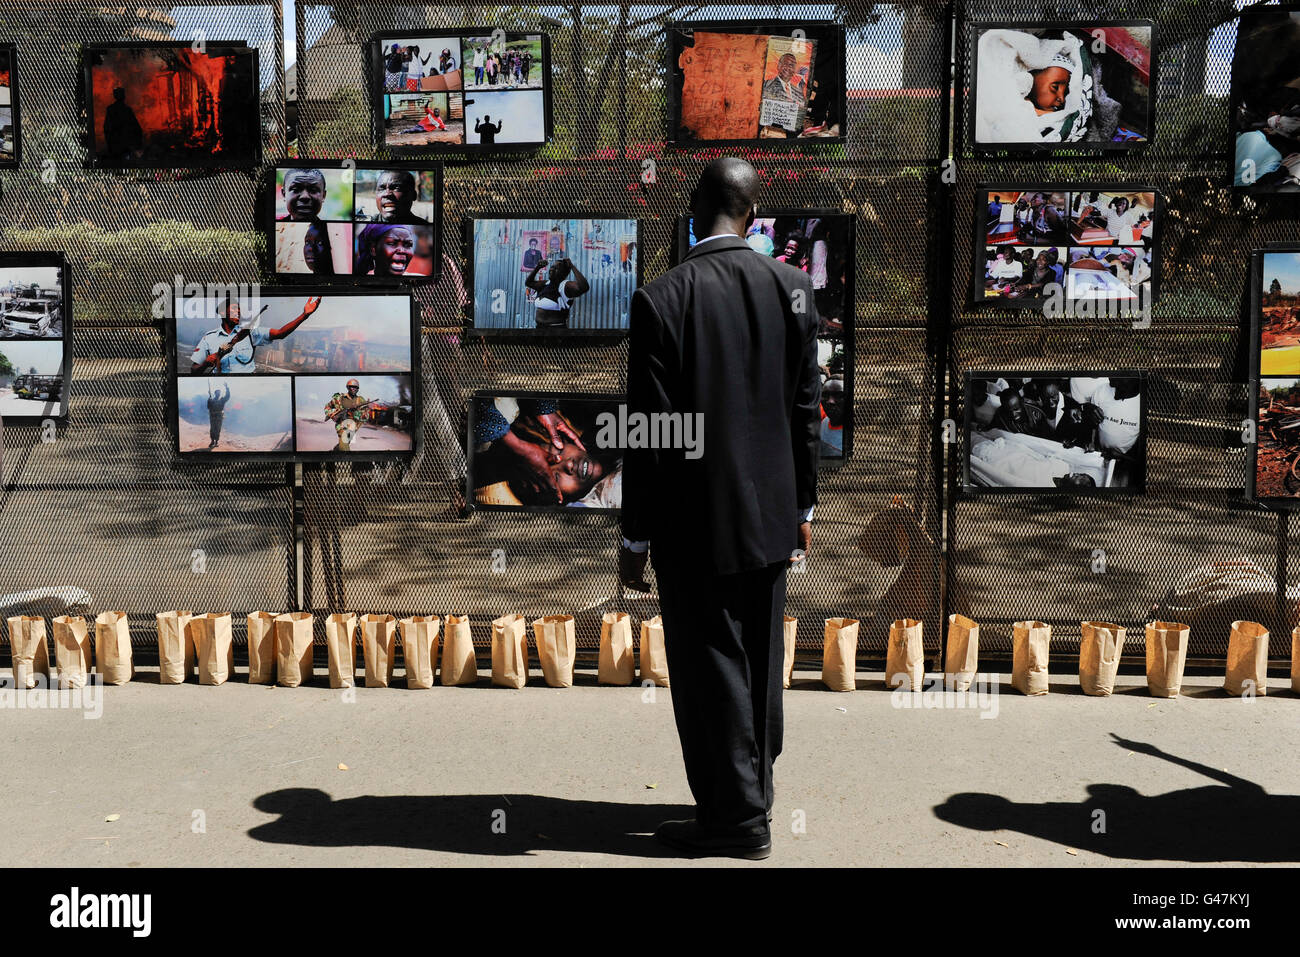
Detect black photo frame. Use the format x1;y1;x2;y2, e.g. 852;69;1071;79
966;20;1156;155
0;251;72;422
462;213;643;338
1228;5;1300;193
79;41;261;170
1248;244;1300;504
666;19;847;147
466;389;625;514
674;211;856;463
264;160;443;284
961;370;1148;496
969;184;1163;312
0;43;22;169
167;285;420;463
369;29;552;155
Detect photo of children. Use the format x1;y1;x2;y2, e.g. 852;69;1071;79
176;376;293;453
978;188;1157;305
966;374;1145;491
469;394;623;510
1258;251;1300;376
1231;9;1300;190
294;374;415;453
470;217;639;333
671;23;844;142
973;23;1152;148
84;44;261;167
384;92;464;148
463;34;543;90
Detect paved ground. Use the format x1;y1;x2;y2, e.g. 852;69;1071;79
3;667;1298;867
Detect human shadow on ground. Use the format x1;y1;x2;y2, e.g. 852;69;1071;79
933;733;1300;862
248;790;694;859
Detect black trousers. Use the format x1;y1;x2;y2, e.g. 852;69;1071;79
654;558;788;835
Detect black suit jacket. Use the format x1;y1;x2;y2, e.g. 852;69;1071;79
622;234;822;576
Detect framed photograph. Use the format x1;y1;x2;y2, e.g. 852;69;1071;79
0;44;21;168
676;212;854;461
971;186;1161;311
969;21;1154;152
464;215;641;336
1249;246;1300;502
962;372;1147;495
0;252;72;421
467;391;624;513
371;30;551;153
1230;6;1300;191
169;287;418;462
267;161;442;282
81;42;261;169
667;21;845;145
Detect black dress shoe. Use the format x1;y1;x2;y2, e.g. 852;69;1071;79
654;819;772;860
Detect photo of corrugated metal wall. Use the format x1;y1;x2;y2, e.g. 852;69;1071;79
471;218;639;331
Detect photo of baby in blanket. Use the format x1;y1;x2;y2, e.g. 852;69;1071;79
972;23;1152;149
965;375;1145;492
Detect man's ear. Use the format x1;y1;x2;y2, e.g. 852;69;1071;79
745;203;757;231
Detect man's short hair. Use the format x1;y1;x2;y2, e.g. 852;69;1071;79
284;168;326;191
377;169;416;193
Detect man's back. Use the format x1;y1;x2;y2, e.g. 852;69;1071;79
624;234;821;576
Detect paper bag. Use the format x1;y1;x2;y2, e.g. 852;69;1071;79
360;614;397;688
821;618;859;692
325;613;358;689
598;612;635;685
246;612;278;685
94;611;133;685
886;618;924;692
155;611;196;684
1224;620;1269;696
945;614;979;692
1079;621;1125;696
640;615;670;687
1293;626;1300;695
1145;620;1188;698
275;612;315;687
1011;620;1051;695
441;614;478;686
193;613;234;686
400;616;440;690
534;614;576;688
491;614;529;689
782;616;797;689
52;616;91;689
7;615;49;690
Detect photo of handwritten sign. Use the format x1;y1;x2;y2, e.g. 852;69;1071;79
677;31;769;141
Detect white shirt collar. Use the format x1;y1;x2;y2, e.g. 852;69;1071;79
693;232;741;247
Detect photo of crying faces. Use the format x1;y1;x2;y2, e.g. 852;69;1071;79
272;164;440;280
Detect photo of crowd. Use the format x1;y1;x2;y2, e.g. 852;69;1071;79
83;44;260;168
965;374;1145;492
978;188;1157;305
972;23;1153;149
376;31;548;150
172;289;416;460
469;393;623;511
1231;8;1300;190
0;45;17;166
670;23;844;143
469;217;639;333
272;164;440;280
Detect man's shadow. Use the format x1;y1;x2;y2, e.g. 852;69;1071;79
933;734;1300;863
248;791;693;859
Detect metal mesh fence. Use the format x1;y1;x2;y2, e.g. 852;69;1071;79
0;1;1292;665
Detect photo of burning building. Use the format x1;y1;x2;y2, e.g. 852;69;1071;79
84;44;260;168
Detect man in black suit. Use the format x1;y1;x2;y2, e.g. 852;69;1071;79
619;158;821;860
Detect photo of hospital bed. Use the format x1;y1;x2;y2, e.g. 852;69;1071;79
968;428;1115;489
